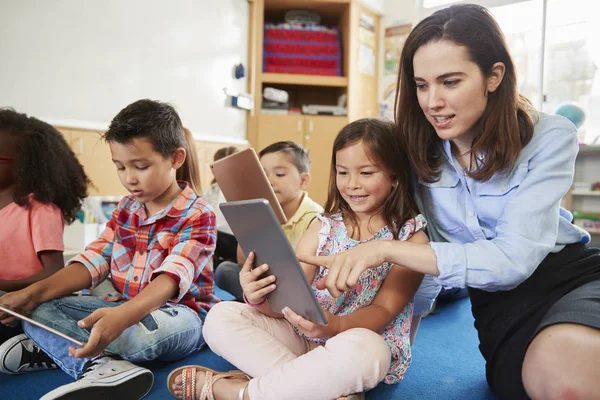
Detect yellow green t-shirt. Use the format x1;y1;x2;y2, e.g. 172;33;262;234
282;191;324;248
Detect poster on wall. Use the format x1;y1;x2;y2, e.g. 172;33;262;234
380;24;412;120
358;44;376;77
358;12;376;47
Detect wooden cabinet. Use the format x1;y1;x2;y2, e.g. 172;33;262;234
57;126;127;196
57;125;246;197
257;115;347;205
257;114;304;149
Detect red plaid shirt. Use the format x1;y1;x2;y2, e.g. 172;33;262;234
68;183;219;317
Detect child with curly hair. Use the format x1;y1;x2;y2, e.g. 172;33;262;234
0;108;89;346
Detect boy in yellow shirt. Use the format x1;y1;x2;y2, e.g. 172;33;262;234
216;141;323;301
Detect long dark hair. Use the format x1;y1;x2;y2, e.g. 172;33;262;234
0;108;90;223
177;127;201;193
324;118;418;239
395;3;534;183
103;99;201;192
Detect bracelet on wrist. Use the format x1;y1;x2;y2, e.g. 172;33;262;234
243;292;266;308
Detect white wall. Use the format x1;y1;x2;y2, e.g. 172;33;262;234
0;0;249;143
383;0;421;24
359;0;387;14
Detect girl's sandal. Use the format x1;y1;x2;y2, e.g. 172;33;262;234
167;365;250;400
337;394;365;400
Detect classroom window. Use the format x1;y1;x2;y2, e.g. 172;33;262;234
542;0;598;143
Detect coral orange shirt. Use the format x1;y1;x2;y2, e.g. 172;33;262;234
0;200;64;280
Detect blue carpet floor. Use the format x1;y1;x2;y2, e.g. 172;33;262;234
0;297;496;399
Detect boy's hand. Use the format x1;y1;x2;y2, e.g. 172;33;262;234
239;251;277;305
282;307;340;339
69;306;131;359
0;288;38;327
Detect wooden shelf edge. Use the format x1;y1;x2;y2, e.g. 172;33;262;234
571;190;600;196
261;73;348;87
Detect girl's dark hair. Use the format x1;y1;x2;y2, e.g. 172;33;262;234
211;146;238;184
0;108;90;223
394;3;534;183
177;127;201;193
103;99;201;192
324;118;419;239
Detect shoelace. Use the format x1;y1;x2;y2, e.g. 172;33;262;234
22;344;57;370
78;357;119;380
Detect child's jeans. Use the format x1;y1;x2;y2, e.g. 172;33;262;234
203;301;391;400
23;295;205;379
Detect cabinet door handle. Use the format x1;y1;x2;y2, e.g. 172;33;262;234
304;135;310;141
308;120;314;133
72;137;83;156
297;119;303;133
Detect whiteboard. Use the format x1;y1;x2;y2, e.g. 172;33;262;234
0;0;249;142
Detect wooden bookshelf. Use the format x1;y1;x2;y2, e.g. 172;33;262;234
247;0;381;204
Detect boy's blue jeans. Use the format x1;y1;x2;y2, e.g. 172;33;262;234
22;296;205;379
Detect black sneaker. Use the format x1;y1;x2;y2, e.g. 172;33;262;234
0;333;58;374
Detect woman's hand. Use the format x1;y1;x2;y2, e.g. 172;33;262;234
239;251;277;305
282;307;340;339
298;240;387;298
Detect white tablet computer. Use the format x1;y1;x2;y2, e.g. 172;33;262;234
0;304;84;347
220;199;327;325
210;148;287;224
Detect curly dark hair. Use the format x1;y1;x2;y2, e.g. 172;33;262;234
0;108;90;223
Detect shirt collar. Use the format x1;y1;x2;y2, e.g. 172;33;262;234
441;140;485;174
283;191;312;227
131;181;196;222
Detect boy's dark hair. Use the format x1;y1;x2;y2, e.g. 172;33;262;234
325;118;419;240
0;108;90;224
104;99;200;191
259;141;310;174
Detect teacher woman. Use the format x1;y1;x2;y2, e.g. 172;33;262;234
300;4;600;399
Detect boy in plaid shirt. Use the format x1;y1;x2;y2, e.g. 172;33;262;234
0;100;217;400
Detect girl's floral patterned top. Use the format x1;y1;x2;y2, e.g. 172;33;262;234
303;212;426;384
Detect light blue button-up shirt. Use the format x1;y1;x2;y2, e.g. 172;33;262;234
414;113;590;291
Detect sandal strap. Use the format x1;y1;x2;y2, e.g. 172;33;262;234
200;370;216;400
180;368;251;400
211;371;250;385
181;367;197;400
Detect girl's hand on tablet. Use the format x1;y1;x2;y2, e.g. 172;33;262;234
239;251;277;305
0;289;37;327
282;307;340;339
